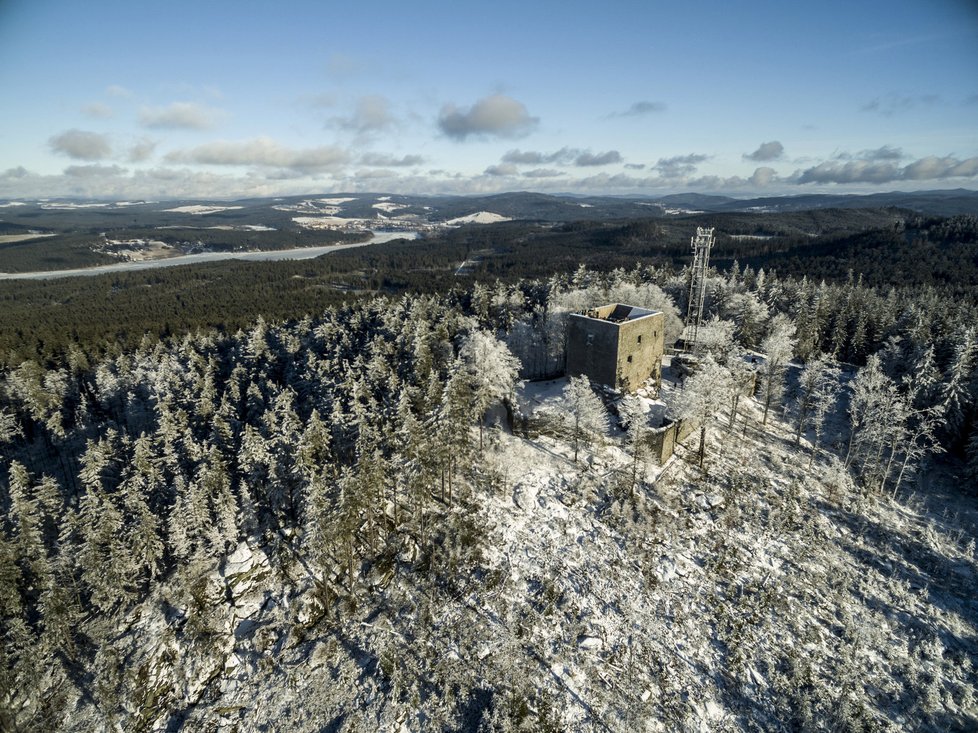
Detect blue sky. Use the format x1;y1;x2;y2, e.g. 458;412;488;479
1;0;976;199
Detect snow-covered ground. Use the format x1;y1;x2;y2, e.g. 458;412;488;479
67;386;976;731
445;211;512;225
373;202;408;213
163;205;244;215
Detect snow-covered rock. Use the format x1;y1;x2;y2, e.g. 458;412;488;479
577;635;603;651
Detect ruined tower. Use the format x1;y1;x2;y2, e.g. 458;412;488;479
566;304;665;393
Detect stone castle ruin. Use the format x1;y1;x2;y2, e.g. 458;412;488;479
565;304;665;393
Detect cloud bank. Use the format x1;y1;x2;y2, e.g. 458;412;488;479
165;137;350;173
49;130;112;160
744;141;784;162
140;102;223;130
333;96;395;133
653;153;710;178
796;155;978;184
439;94;538;140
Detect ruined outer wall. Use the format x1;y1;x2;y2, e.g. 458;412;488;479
645;415;700;466
566;314;620;387
615;312;665;392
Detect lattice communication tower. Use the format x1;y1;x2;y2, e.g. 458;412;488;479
683;226;715;351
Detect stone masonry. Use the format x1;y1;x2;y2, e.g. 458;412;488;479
566;304;665;393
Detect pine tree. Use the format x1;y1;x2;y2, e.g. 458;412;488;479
673;355;735;469
964;426;978;492
795;353;840;444
759;315;797;425
5;462;52;594
562;376;609;463
940;327;976;445
619;395;650;498
77;434;133;611
459;330;521;450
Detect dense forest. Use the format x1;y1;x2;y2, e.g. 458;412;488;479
2;237;977;729
2;209;977;367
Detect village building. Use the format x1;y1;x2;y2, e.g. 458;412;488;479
566;304;665;393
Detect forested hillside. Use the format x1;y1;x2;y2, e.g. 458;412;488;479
2;259;977;730
2;209;977;366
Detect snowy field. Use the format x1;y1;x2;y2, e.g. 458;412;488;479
445;211;512;225
162;205;245;215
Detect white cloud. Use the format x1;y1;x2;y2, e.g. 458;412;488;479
501;147;621;167
354;168;400;180
165;137;350;173
439;94;538;140
82;102;113;119
652;153;710;177
750;167;777;186
861;94;940;117
609;100;667;117
523;168;564;178
49;129;112;160
484;163;518;176
575;150;622;167
332;95;395;133
128;139;158;163
105;84;133;98
744;141;784;162
2;166;30;179
139;102;223;130
359;152;423;167
795;154;978;184
64;164;128;178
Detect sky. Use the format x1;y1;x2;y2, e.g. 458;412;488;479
1;0;977;200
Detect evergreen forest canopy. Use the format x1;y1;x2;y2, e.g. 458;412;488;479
1;198;978;730
1;205;977;367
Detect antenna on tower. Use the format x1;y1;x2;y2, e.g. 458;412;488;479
683;226;715;352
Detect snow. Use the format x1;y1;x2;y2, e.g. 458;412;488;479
40;202;111;209
372;202;408;213
445;211;512;225
25;332;978;731
163;205;244;215
291;216;355;229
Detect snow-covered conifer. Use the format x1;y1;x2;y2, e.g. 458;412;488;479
6;462;51;591
459;330;521;449
759;315;797;425
619;395;650;496
940;327;976;442
562;375;609;463
673;354;734;468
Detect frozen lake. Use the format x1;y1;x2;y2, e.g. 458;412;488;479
0;230;418;281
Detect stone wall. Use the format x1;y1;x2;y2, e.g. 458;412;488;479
615;312;665;392
645;415;700;466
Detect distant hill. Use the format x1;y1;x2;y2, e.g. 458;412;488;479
695;188;978;216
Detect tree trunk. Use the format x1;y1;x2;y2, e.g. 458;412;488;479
729;394;740;430
698;425;706;469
